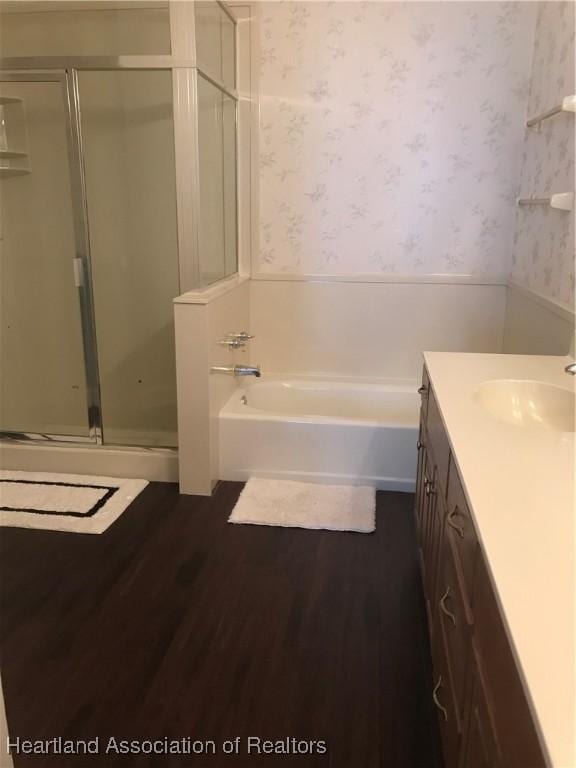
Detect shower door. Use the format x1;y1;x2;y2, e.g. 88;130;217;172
76;69;179;447
0;72;99;441
0;2;238;450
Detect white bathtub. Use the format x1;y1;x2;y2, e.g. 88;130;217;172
219;377;420;491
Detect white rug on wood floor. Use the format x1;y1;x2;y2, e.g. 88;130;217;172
0;471;148;535
229;478;376;533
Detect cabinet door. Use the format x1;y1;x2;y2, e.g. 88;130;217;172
472;557;546;768
431;625;461;768
436;533;470;730
460;645;500;768
446;457;478;612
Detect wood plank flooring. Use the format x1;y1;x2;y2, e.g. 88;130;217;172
0;482;442;768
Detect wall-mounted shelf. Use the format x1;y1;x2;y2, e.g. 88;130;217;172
517;192;573;211
0;148;27;159
0;94;30;175
0;166;30;178
527;95;576;128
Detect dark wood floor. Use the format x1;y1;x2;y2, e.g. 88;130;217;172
0;482;442;768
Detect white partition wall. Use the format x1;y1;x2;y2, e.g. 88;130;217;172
173;3;255;495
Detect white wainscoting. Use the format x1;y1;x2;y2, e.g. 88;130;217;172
503;282;575;356
250;280;507;381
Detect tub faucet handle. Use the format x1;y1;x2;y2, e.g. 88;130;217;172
219;336;246;349
227;331;255;341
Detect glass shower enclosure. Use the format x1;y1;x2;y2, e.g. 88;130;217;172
0;1;238;448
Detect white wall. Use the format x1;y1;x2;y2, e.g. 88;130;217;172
257;1;536;278
511;1;575;309
250;280;506;381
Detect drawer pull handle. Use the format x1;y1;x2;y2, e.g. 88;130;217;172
447;507;464;539
418;385;428;396
432;676;448;722
439;587;456;626
417;440;423;450
425;479;436;496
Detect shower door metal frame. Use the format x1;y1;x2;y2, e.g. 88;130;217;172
0;70;103;445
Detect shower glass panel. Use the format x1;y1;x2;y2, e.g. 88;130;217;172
78;70;179;447
221;14;236;90
223;95;238;277
0;77;90;438
195;1;236;89
197;73;238;287
0;2;171;57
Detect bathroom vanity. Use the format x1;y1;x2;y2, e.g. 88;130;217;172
415;353;574;768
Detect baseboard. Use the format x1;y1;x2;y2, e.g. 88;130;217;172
0;442;179;483
220;468;415;493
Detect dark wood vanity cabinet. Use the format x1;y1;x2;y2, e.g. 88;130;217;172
415;367;547;768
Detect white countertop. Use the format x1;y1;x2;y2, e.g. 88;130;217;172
423;352;575;768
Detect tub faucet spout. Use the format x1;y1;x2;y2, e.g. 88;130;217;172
236;365;261;377
211;365;261;377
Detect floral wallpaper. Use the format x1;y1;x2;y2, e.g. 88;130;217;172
257;1;536;277
511;1;575;308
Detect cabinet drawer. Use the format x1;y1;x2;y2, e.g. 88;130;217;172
425;386;451;497
446;457;478;611
436;534;471;728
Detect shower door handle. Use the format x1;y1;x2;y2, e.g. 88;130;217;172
72;258;84;287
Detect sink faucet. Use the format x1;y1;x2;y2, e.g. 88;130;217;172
565;362;576;375
211;365;261;377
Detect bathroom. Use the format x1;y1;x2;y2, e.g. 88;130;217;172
0;1;574;766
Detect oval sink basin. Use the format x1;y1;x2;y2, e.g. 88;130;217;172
475;379;575;432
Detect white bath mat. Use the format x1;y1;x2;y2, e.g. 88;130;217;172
229;478;376;533
0;471;148;535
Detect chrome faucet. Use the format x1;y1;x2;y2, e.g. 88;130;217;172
565;362;576;375
218;331;256;349
211;365;261;377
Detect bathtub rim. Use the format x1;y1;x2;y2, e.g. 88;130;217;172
220;374;421;429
